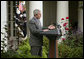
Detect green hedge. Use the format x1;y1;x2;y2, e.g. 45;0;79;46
58;32;83;58
1;36;49;58
1;31;83;58
58;44;83;58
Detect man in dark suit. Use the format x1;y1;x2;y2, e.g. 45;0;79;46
28;9;55;57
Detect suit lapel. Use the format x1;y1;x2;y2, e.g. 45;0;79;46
33;17;41;29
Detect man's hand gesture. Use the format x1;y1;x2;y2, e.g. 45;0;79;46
48;25;55;30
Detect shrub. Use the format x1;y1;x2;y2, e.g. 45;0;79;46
1;50;20;58
42;46;48;58
58;44;72;58
17;38;31;58
68;47;83;58
58;29;83;58
42;36;49;58
1;36;49;58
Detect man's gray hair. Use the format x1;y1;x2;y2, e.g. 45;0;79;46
33;9;41;15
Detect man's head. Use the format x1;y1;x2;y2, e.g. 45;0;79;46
33;9;41;19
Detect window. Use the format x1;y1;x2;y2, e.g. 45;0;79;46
7;1;27;38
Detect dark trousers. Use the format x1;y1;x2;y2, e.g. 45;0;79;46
31;46;42;57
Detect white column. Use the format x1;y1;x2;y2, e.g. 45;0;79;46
1;1;7;52
78;1;83;32
10;1;14;37
29;1;43;26
57;1;69;43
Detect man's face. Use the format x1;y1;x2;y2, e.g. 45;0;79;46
35;11;41;19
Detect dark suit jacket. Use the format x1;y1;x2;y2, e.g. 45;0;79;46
28;17;44;46
28;17;62;46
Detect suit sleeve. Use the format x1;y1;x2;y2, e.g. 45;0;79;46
28;21;43;34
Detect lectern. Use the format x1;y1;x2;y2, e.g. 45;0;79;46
40;26;62;58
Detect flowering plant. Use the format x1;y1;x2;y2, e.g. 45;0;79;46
61;17;69;40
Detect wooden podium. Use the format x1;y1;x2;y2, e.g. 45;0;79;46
40;29;62;58
48;37;58;58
